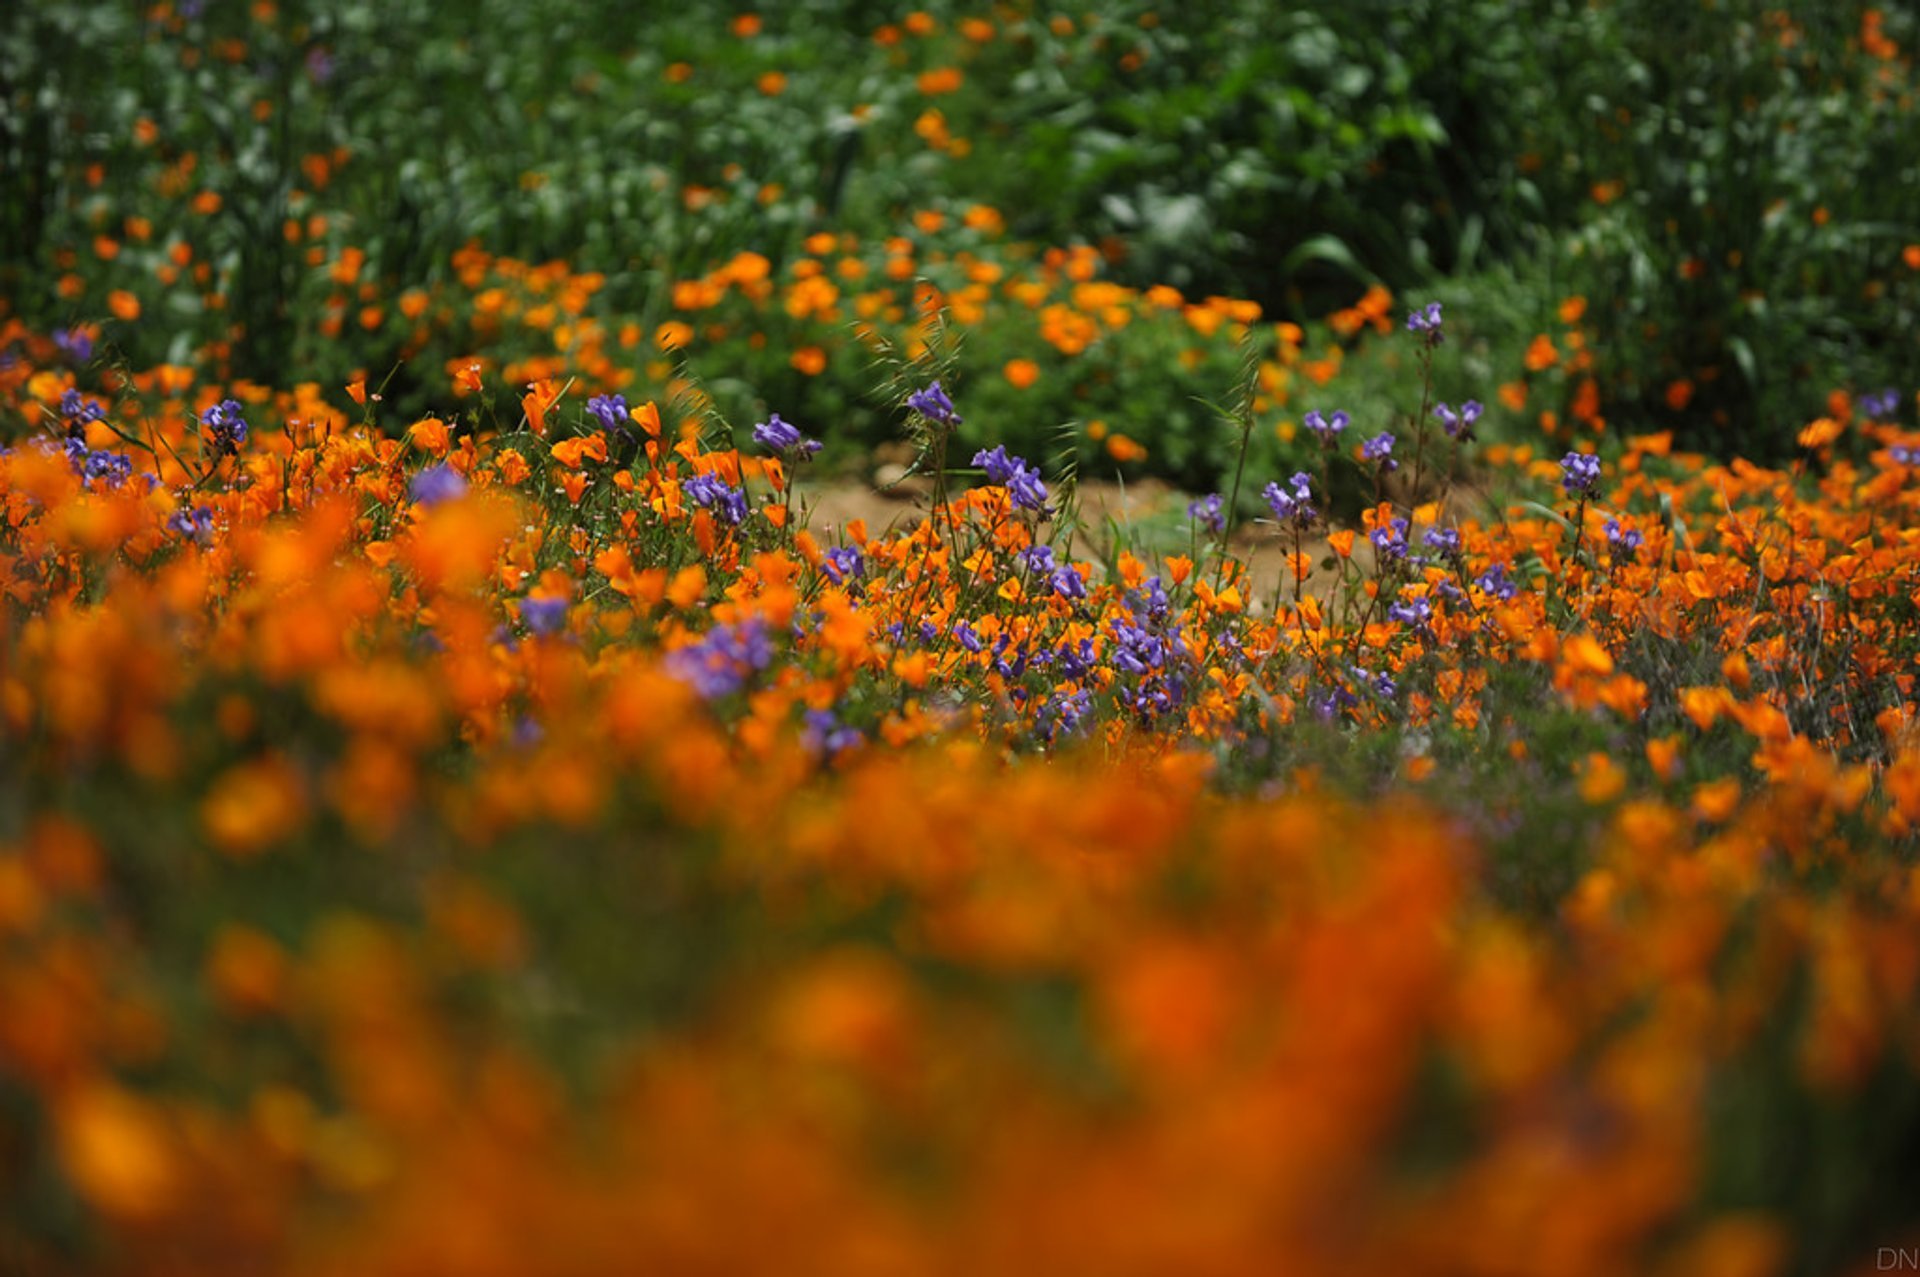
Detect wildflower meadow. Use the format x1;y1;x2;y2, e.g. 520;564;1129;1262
5;3;1920;1274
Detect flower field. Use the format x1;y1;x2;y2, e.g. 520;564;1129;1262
7;3;1920;1275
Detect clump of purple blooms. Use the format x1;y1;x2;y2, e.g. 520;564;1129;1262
410;463;467;507
59;389;106;428
666;621;773;700
823;545;866;584
54;328;93;363
1475;562;1518;601
973;446;1049;514
1370;517;1410;559
64;436;135;487
200;398;250;457
1304;409;1349;442
1362;432;1397;472
1604;518;1644;559
1018;544;1086;599
907;380;961;428
683;472;750;525
803;708;864;756
1560;451;1602;495
752;411;821;456
167;506;215;540
1187;493;1224;534
1406;301;1444;345
519;596;569;637
1262;472;1315;525
1860;388;1902;420
1432;401;1482;439
587;393;632;439
1387;591;1433;630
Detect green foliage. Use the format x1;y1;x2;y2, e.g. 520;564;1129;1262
3;0;1916;482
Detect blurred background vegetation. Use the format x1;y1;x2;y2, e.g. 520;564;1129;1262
3;0;1916;482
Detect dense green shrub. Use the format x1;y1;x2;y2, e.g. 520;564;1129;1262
4;0;1914;472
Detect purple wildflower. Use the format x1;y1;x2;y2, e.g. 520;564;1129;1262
1405;301;1444;344
906;380;961;427
520;596;569;637
1370;517;1410;559
1304;409;1350;442
1475;562;1518;601
1039;687;1094;742
683;472;749;525
1432;400;1483;439
973;446;1049;514
1262;471;1316;525
1388;593;1433;628
54;328;93;363
1362;432;1398;471
59;389;106;426
166;506;215;540
587;393;631;437
823;545;866;584
803;708;864;756
1861;388;1902;420
1604;518;1644;558
752;411;820;456
1560;451;1602;495
410;463;468;507
201;398;250;457
666;621;773;700
1187;493;1225;534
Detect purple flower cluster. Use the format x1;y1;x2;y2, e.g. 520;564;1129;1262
1432;400;1482;439
54;328;93;363
823;545;866;584
666;621;773;700
1106;579;1192;723
519;596;569;637
166;505;215;541
1387;592;1432;629
683;472;750;525
1370;517;1410;559
1038;687;1094;742
1362;432;1398;471
906;380;961;428
200;398;250;457
1475;562;1518;601
1018;544;1086;599
1304;409;1350;442
1187;493;1225;534
1560;451;1602;495
1262;472;1315;525
973;446;1049;514
1604;518;1644;558
1350;664;1397;699
587;393;631;437
1406;301;1444;344
752;411;821;456
410;463;468;507
1861;388;1902;419
59;389;107;427
803;708;864;755
64;437;135;487
1890;444;1920;467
